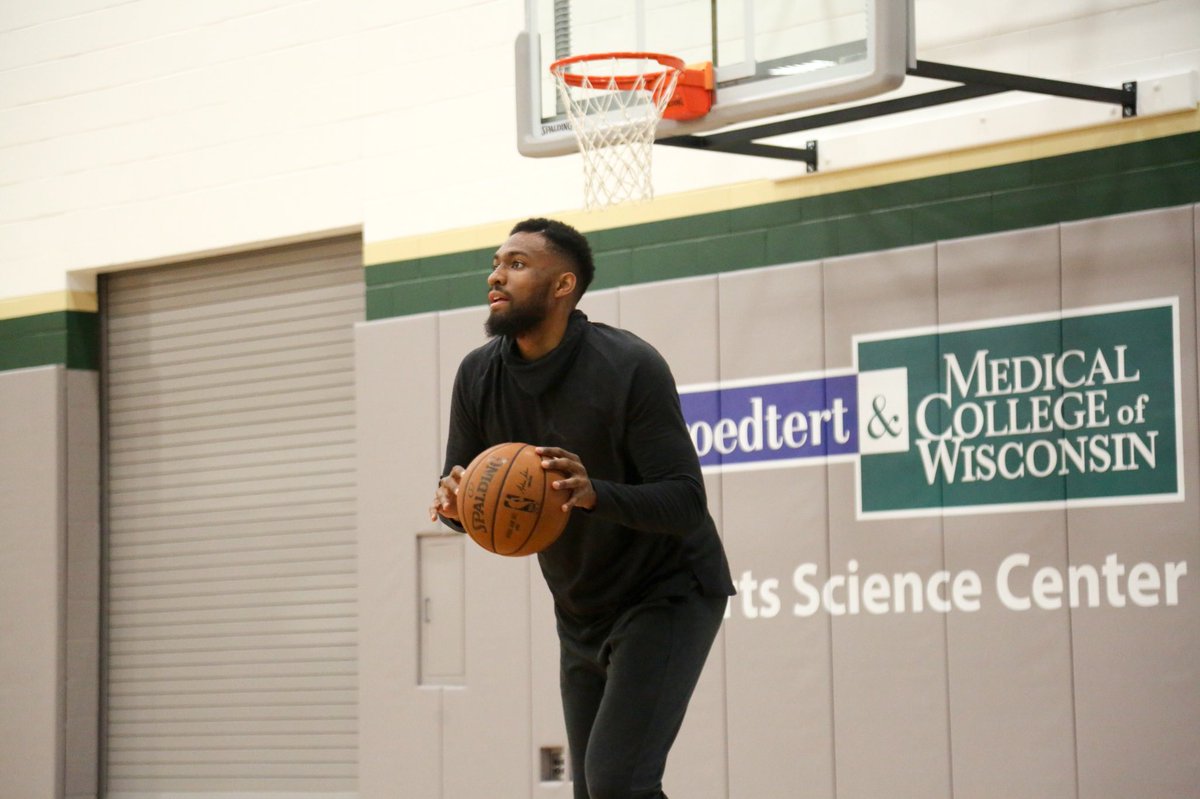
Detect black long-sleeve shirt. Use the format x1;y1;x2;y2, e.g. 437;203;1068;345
441;310;734;618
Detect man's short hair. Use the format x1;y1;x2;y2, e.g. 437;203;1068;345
510;217;595;298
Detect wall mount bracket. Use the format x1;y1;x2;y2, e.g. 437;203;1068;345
657;61;1138;167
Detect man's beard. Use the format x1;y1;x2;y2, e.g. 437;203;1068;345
485;294;550;339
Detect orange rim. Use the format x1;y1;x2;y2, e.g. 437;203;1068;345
550;51;686;91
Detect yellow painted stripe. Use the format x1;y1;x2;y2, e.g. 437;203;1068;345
0;290;98;320
364;107;1200;266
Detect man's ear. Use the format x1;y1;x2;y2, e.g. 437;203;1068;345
555;271;577;299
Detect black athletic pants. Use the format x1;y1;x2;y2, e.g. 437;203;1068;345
556;583;726;799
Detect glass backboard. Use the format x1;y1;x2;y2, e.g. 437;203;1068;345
517;0;911;156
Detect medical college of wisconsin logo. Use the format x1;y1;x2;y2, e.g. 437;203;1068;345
680;298;1183;519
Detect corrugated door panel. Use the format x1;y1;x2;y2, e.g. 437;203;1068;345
103;235;362;795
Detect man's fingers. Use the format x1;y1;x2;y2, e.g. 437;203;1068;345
536;446;578;462
541;456;582;475
429;494;453;520
430;465;466;523
534;448;594;510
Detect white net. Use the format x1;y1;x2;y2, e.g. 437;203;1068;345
551;55;682;210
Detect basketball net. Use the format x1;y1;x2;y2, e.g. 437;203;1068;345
551;55;682;210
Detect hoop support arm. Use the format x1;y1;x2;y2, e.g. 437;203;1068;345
658;62;1138;166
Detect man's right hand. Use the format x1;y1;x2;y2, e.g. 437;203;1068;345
428;465;466;523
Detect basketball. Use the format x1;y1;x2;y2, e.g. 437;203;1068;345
457;442;570;557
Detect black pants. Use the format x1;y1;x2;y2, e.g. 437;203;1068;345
557;584;726;799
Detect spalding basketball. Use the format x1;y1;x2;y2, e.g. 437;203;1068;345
457;442;570;556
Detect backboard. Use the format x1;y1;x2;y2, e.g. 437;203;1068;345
517;0;911;157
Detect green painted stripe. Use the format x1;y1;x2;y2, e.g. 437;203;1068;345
0;311;99;372
366;131;1200;320
2;131;1196;371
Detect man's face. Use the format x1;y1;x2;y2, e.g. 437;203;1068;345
485;231;564;338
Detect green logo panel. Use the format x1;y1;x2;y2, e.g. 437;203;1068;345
857;301;1180;516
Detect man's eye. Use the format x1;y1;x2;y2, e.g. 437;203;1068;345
512;261;526;269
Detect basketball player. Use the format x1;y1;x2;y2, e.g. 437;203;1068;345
429;218;734;799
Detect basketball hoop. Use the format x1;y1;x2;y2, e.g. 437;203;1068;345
550;52;713;210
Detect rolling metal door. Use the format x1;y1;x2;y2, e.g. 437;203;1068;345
102;236;363;795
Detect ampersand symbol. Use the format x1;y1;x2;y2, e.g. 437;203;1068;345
867;394;902;439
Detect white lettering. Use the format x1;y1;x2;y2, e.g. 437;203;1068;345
997;553;1032;611
783;411;808;448
944;350;989;398
916;391;952;440
740;556;1188;618
713;418;738;455
793;563;821;617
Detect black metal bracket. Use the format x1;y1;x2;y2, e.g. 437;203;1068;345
658;61;1138;166
679;138;819;169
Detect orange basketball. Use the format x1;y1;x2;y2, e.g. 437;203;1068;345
457;442;570;557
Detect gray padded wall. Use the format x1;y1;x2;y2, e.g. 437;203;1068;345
1060;207;1200;798
0;366;64;798
356;313;442;798
355;203;1199;798
937;226;1076;799
824;245;954;799
66;369;101;799
718;260;836;798
0;366;100;799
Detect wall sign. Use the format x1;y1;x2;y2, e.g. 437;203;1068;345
681;298;1183;519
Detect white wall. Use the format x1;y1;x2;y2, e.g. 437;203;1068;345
0;0;1197;293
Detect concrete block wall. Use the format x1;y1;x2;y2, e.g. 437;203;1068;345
1;0;1199;301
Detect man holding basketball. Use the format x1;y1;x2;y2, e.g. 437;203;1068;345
429;217;734;799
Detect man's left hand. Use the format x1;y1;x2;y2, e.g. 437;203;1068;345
536;446;597;512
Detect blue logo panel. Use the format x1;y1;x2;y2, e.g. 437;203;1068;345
680;374;858;468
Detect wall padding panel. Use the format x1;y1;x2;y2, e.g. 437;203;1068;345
718;260;836;798
0;367;66;798
358;204;1199;799
355;313;443;799
1059;207;1200;799
0;365;100;799
937;227;1077;799
66;368;102;799
823;245;954;799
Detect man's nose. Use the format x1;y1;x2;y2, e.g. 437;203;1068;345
488;265;503;285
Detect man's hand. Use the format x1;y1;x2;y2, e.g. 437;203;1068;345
536;446;597;512
428;465;466;523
